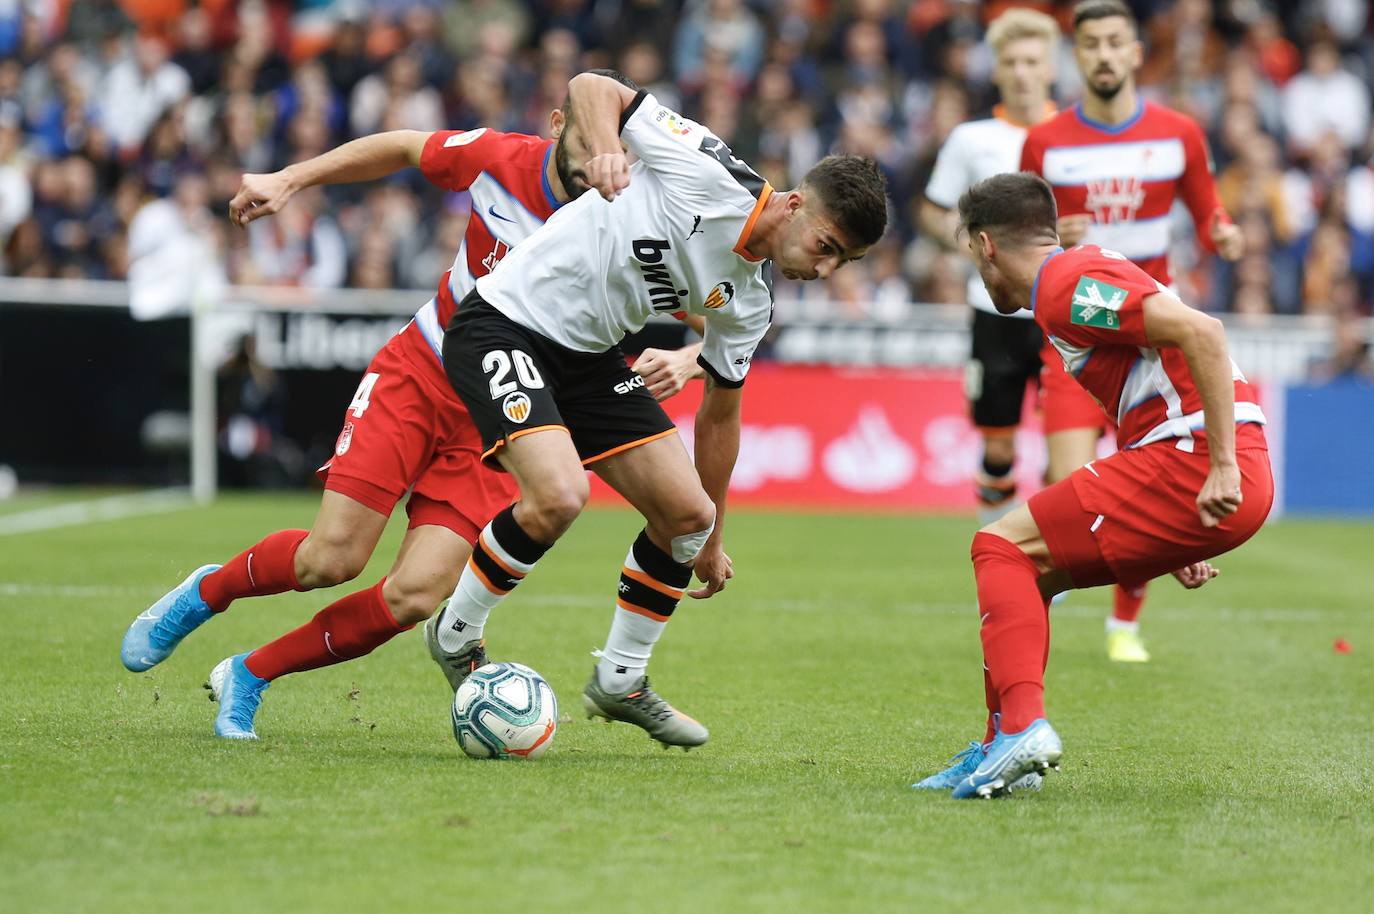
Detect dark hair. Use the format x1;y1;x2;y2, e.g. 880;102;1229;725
801;155;889;248
563;68;642;120
957;172;1059;246
1073;0;1137;31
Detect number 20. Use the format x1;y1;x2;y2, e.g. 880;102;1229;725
482;350;544;399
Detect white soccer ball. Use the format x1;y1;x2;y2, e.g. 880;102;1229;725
451;662;558;760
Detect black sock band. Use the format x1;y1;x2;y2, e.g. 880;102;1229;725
982;457;1014;479
631;529;692;589
491;504;550;565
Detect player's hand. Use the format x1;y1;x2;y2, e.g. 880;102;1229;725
1196;462;1243;528
1171;560;1219;589
688;541;733;600
229;171;296;227
1057;214;1091;246
583;152;631;201
634;347;702;400
1210;212;1245;261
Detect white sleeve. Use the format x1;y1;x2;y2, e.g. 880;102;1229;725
697;289;772;388
620;92;765;205
924;125;969;210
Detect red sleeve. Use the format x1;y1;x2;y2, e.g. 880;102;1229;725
1036;252;1158;348
1178;120;1227;252
418;127;501;192
1018;129;1044;175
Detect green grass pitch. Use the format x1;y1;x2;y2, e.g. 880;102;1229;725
1;493;1370;912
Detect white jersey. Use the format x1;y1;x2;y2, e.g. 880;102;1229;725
924;109;1044;319
475;91;774;388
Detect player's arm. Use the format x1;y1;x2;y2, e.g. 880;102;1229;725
566;71;638;201
920;129;965;252
1141;291;1242;527
1180;124;1243;260
229;131;430;227
919;199;960;252
689;375;741;599
635;314;707;400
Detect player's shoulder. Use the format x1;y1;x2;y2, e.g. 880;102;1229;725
434;127;550;160
1138;101;1205;136
1025;107;1078;142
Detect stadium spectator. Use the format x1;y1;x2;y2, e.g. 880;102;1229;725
99;32;190;156
1281;36;1370;156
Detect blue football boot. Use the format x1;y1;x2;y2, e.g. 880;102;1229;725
121;564;221;671
951;718;1062;799
206;654;269;740
914;715;1044;793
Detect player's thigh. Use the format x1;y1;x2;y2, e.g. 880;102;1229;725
298;489;390;579
1045;427;1102;483
591;433;713;534
968;310;1041;434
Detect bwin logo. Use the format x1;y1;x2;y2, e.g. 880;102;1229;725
614;375;647;395
633;239;688;313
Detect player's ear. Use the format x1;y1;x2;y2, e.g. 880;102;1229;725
978;230;996;260
1129;40;1143;69
784;191;804;218
549;108;565;138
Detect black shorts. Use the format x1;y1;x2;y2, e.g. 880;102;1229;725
967;309;1044;429
443;292;678;469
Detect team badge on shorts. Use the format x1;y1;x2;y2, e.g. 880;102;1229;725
502;392;532;423
335;422;354;456
1071;277;1126;330
704;281;734;309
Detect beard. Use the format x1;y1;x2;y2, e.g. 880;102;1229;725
1088;72;1126;101
554;138;589;201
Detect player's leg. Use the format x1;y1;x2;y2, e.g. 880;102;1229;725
969;311;1040;523
579;433;713;748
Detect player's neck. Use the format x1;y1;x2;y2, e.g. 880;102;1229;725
545;147;571;205
1008;243;1061;308
1079;84;1139;126
741;192;789;260
997;98;1052;128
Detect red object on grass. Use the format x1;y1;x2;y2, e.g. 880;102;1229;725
1334;638;1352;654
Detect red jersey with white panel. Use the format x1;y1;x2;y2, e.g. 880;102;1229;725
1032;244;1265;452
405;128;561;370
1020;101;1226;286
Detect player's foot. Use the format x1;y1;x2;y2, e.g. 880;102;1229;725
121;564;221;672
1107;628;1151;663
951;718;1062;799
205;654;269;740
912;726;1043;792
582;670;708;749
423;608;488;691
974;472;1018;525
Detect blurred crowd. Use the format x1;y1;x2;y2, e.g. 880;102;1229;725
2;0;1373;344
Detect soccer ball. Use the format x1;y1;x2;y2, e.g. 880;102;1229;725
451;662;558;760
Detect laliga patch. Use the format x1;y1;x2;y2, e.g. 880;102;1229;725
703;280;735;310
335;423;354;456
502;392;532;423
1070;276;1126;330
654;108;692;136
443;128;487;147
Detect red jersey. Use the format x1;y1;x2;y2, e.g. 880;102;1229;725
1020;101;1226;286
1032;245;1265;452
405;128;561;365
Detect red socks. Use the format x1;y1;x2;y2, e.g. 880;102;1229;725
243;579;411;681
971;531;1048;736
1112;583;1148;623
200;529;309;613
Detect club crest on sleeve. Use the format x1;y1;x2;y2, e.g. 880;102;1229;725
1070;276;1126;330
703;281;735;310
335;422;353;456
502;392;532;423
444;128;487;148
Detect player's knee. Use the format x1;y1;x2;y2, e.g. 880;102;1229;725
380;574;445;627
521;479;589;542
665;502;716;563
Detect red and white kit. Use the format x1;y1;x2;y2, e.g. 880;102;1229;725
1026;245;1273;586
1021;101;1230;433
318;129;562;541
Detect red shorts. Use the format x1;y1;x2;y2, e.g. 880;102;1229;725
1039;338;1108;435
316;329;517;544
1028;425;1273;588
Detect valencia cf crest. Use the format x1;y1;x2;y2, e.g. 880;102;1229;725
704;281;735;310
502;392;532;423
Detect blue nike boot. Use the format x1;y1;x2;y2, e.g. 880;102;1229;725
121;564;221;671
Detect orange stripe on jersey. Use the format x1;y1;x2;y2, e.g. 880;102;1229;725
621;566;684;600
732;183;774;262
466;556;506;595
616;597;671;623
480;425;571;463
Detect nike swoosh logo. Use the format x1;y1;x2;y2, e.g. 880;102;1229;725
246;552;256;589
136;610;158;622
139;656;156;667
324;631;340;658
487;205;518;225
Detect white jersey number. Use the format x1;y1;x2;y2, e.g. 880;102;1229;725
482;350;545;399
348;372;381;418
